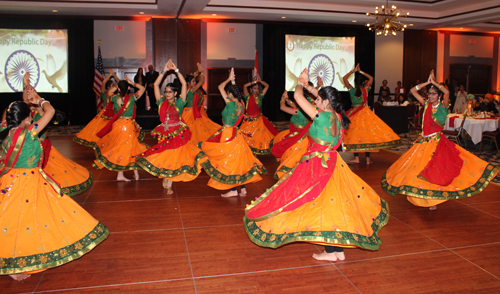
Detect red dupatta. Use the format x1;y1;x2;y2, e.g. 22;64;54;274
0;128;26;177
97;95;136;138
207;101;246;143
192;90;202;119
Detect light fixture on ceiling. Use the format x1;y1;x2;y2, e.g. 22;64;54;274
352;20;357;23
52;10;58;13
139;12;144;14
212;14;217;16
281;16;286;19
366;0;409;36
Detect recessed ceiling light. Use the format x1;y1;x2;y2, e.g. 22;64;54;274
212;14;217;16
281;16;286;19
460;27;463;29
139;12;144;14
409;24;413;26
352;20;357;22
52;10;58;13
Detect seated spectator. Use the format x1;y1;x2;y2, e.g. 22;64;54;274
483;94;498;113
379;89;391;102
453;85;467;113
397;93;408;105
394;81;405;101
379;80;390;101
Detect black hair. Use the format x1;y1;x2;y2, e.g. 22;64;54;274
428;84;444;98
247;82;260;94
354;73;367;98
105;79;114;90
164;83;179;98
318;86;350;130
136;67;143;75
0;101;31;144
117;80;129;98
185;75;195;84
227;84;245;104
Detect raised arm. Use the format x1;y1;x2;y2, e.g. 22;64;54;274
410;72;433;105
27;94;55;133
256;74;269;95
243;80;252;97
280;90;298;115
430;71;449;108
101;69;116;93
126;76;144;99
294;69;317;119
154;62;169;101
342;64;357;90
218;68;234;104
192;63;205;92
169;60;187;101
358;65;373;87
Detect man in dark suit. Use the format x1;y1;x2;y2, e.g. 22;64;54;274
145;64;159;110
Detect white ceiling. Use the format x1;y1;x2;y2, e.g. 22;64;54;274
1;0;499;33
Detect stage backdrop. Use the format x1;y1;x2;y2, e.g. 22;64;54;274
262;23;375;121
0;17;95;125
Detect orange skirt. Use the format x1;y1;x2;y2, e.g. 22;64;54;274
93;118;148;171
344;106;401;151
0;168;108;275
201;127;267;190
44;146;93;197
73;110;108;147
273;129;289;148
382;135;499;207
274;136;309;180
182;107;221;142
239;116;275;155
136;141;208;182
244;151;388;249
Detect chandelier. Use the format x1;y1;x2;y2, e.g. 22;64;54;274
366;0;409;36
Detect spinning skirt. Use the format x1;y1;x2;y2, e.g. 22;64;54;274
93;118;148;171
201;127;267;190
245;145;388;249
382;134;499;207
44;146;93;197
182;107;221;142
344;106;401;151
0;168;108;275
239;115;278;155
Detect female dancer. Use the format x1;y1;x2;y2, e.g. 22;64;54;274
271;89;313;179
239;74;279;155
201;68;267;197
135;60;208;194
93;77;148;181
342;64;401;164
74;69;127;147
134;67;148;111
0;100;108;281
23;73;93;196
244;69;388;261
181;63;221;142
382;71;499;210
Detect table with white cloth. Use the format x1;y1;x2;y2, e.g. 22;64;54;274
444;114;499;144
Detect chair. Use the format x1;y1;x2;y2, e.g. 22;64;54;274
406;103;417;128
442;115;467;147
479;117;500;159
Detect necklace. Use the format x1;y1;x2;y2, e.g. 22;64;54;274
431;103;440;109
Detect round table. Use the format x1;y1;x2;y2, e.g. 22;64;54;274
444;115;499;145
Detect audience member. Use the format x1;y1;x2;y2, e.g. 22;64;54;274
145;64;159;110
453;85;467;113
379;80;390;101
394;81;405;101
379;89;391;102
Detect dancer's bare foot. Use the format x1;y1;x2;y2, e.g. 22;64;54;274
117;172;130;182
366;157;372;164
162;178;174;194
239;188;247;196
9;274;31;281
429;206;437;211
312;251;337;261
335;251;346;261
346;157;359;164
221;190;238;197
133;170;139;181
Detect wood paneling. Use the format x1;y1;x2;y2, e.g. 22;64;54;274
403;30;437;89
207;68;252;114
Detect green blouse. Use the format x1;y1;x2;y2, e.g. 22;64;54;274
222;100;241;126
348;86;371;105
32;112;47;139
1;128;42;169
308;111;341;146
101;92;108;107
290;108;309;128
112;95;137;117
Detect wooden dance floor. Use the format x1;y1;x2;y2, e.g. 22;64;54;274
3;134;500;293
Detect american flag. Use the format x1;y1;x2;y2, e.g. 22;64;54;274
93;46;105;112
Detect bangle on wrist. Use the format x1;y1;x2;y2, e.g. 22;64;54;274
175;69;179;73
40;100;50;110
161;70;167;75
231;81;236;85
415;85;420;91
359;70;364;74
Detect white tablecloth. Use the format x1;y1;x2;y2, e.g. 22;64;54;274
444;115;499;144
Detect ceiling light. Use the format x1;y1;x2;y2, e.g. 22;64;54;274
281;16;286;19
352;20;357;23
366;0;409;37
139;12;144;15
52;10;58;13
212;14;217;16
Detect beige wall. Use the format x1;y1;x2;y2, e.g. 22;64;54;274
207;23;256;60
374;33;404;96
450;35;494;58
94;20;146;59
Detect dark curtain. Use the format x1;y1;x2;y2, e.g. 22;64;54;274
262;24;375;121
0;17;95;125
